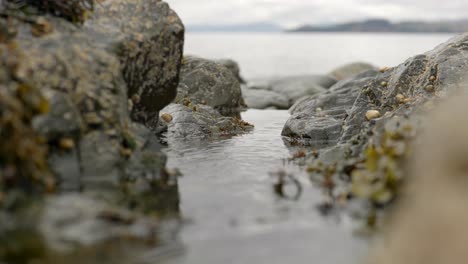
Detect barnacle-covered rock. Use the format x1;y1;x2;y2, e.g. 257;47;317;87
0;1;184;261
283;33;468;145
159;103;254;139
86;0;185;129
282;33;468;224
0;40;53;199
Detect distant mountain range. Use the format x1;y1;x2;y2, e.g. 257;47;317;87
187;23;282;33
289;19;468;33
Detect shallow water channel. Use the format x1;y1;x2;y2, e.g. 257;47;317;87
160;109;368;264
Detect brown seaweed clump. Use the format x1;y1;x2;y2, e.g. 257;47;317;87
4;0;94;23
0;37;53;208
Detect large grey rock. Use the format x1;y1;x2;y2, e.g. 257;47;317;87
241;86;289;109
282;71;379;145
176;56;244;115
247;75;337;108
86;0;185;128
217;58;246;84
283;33;468;147
159;103;253;139
329;62;377;80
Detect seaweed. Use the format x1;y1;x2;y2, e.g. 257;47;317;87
0;33;53;210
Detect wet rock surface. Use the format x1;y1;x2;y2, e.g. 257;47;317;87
159;103;253;139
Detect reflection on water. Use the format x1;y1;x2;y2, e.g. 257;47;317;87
161;109;368;264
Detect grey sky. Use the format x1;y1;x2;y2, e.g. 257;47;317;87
167;0;468;28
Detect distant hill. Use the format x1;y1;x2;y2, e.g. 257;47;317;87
289;19;468;33
187;23;282;33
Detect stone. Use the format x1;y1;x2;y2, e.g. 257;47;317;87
176;56;244;116
282;70;380;145
246;75;338;108
241;86;289;109
159;103;253;139
85;0;185;129
329;62;377;80
217;58;246;84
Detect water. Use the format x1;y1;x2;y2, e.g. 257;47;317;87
184;32;454;80
162;110;368;264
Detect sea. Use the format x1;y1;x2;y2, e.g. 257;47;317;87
184;32;455;80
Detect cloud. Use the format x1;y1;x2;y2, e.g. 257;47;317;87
167;0;468;28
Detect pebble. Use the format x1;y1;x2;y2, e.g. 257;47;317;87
59;138;75;150
131;94;141;104
381;81;388;87
425;84;435;92
366;110;381;121
379;67;390;73
396;94;405;103
120;147;133;157
161;113;173;123
429;75;436;82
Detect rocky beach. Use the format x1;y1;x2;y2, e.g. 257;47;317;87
1;1;468;264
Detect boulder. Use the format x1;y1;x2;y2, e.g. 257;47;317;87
241;86;289;109
284;34;468;145
282;33;468;224
246;75;337;108
0;1;184;260
217;58;246;84
176;56;244;116
282;70;379;145
86;0;185;129
159;103;253;139
329;62;377;80
0;0;185;191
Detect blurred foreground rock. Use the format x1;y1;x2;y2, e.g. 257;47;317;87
0;0;183;262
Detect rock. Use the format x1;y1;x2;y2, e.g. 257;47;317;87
241;86;289;109
79;131;122;189
86;0;185;129
284;33;468;145
39;194;160;253
282;33;468;227
217;58;246;84
159;103;253;139
0;1;184;259
246;75;338;108
176;56;244;116
32;91;82;139
282;70;379;145
329;62;377;80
